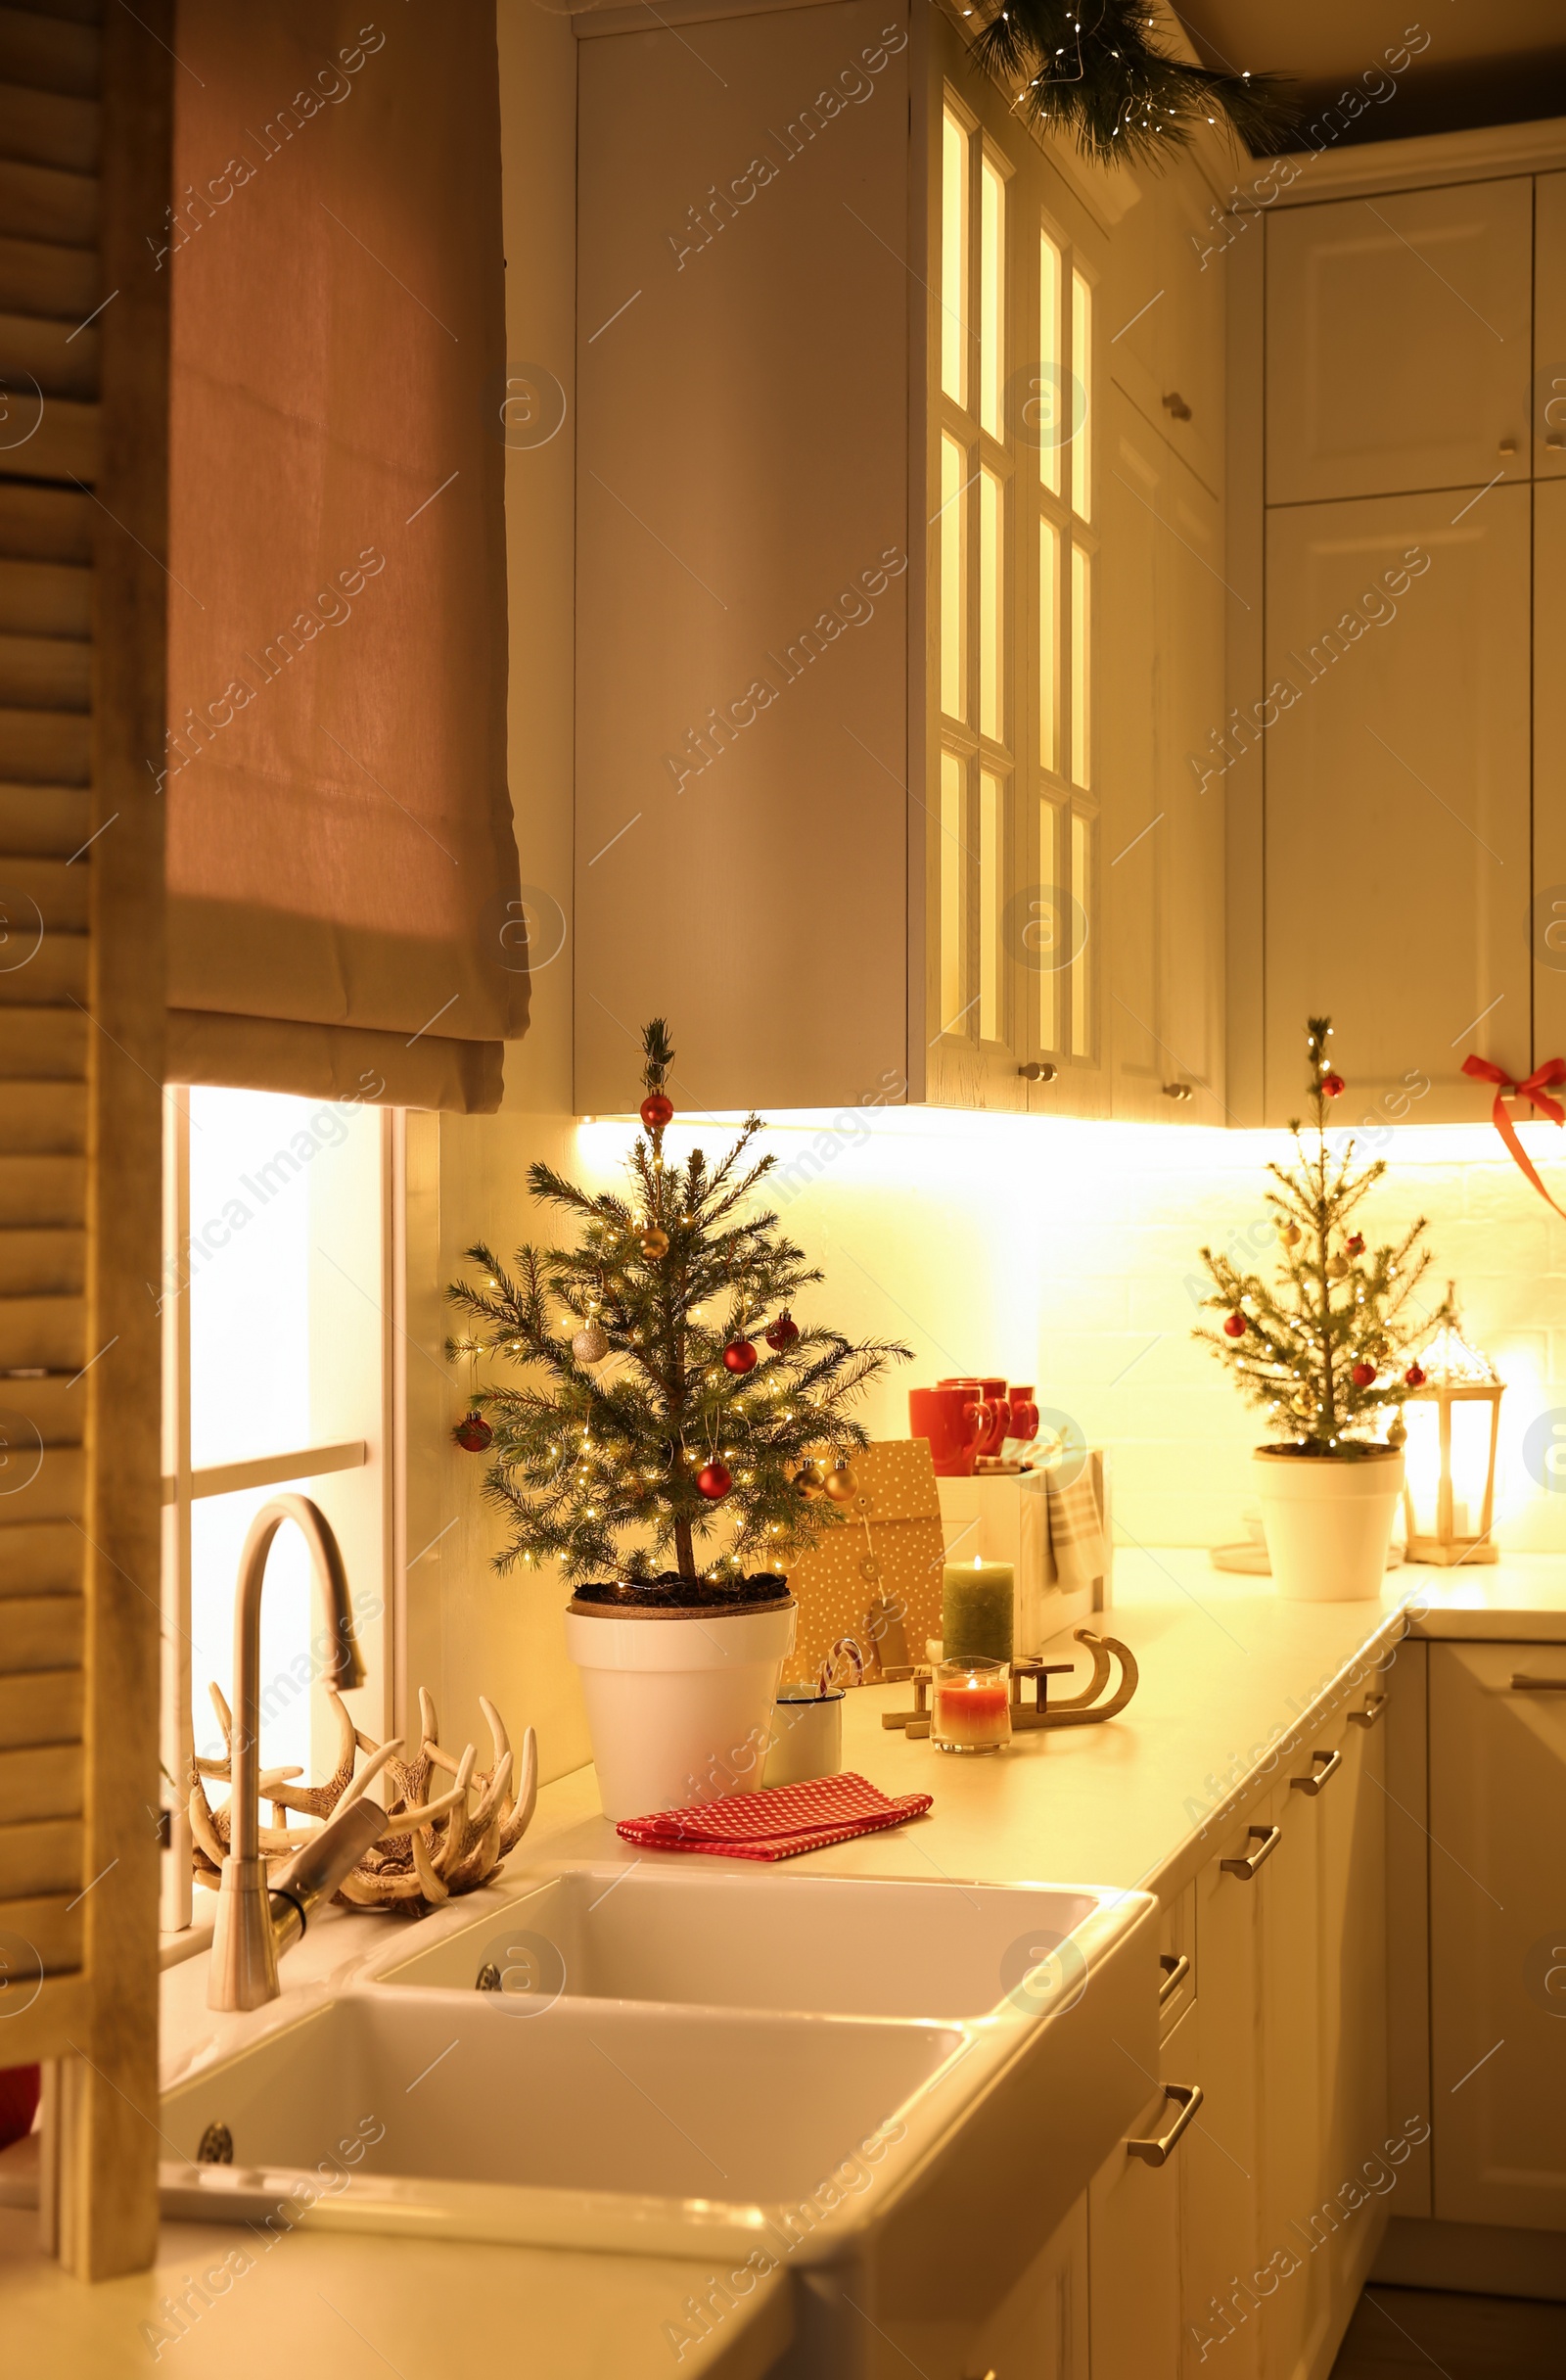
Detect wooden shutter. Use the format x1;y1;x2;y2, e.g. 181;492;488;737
0;0;169;2279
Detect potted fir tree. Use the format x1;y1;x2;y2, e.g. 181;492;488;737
1196;1017;1433;1601
448;1021;909;1818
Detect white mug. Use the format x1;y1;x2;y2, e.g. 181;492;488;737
761;1688;844;1787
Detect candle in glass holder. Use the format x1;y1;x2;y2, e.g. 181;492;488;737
934;1656;1011;1754
943;1556;1015;1662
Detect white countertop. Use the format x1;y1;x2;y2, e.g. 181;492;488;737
7;1550;1563;2373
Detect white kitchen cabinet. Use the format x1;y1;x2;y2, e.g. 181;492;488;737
1258;1764;1331;2380
1428;1642;1566;2231
1313;1693;1391;2317
1265;179;1533;506
574;0;1228;1120
1103;149;1223;500
966;2190;1089;2380
1262;484;1530;1121
1533;173;1566;480
1100;387;1225;1126
1184;1820;1264;2379
1180;1692;1394;2380
1087;2001;1199;2377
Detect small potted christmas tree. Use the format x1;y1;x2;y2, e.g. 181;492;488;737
448;1020;909;1818
1195;1017;1433;1600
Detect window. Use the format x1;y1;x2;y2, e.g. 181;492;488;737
936;94;1095;1072
160;1087;396;1930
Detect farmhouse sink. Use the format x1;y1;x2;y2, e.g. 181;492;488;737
161;1987;961;2258
159;1866;1159;2375
366;1865;1108;2021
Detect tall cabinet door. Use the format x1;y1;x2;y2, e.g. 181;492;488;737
1266;178;1533;505
1257;1774;1332;2380
1101;387;1225;1124
1429;1643;1566;2230
1184;1829;1265;2379
1535;481;1566;1059
1536;174;1566;481
1264;486;1530;1121
1313;1696;1391;2318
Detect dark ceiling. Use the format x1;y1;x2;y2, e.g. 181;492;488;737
1172;2;1566;148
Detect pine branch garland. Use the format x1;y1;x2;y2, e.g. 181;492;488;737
1195;1016;1433;1452
448;1021;910;1583
970;0;1296;166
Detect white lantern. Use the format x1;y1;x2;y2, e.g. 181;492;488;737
1400;1287;1503;1566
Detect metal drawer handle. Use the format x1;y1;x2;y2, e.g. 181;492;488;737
1349;1693;1387;1728
1221;1823;1281;1879
1511;1674;1566;1692
1128;2081;1204;2166
1292;1748;1343;1796
1158;1951;1190;2003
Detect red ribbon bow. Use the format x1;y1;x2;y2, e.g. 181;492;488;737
1462;1053;1566;1215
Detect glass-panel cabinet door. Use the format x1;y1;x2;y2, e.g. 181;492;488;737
924;16;1106;1114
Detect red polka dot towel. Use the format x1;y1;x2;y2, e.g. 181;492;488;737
615;1770;934;1860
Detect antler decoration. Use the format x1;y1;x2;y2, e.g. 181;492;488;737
188;1684;538;1914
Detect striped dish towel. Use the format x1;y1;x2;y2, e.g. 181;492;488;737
1046;1464;1107;1590
616;1771;933;1861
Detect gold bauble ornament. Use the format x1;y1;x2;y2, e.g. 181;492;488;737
1279;1222;1302;1247
822;1462;857;1504
640;1227;670;1260
1327;1253;1349;1279
794;1461;826;1501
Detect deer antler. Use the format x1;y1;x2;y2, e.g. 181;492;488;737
187;1680;537;1913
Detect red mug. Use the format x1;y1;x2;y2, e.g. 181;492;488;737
910;1385;991;1477
1005;1384;1040;1452
939;1377;1012;1461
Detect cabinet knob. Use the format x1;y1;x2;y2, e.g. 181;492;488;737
1162;1081;1193;1101
1498;437;1518;455
1018;1061;1058;1083
1162;391;1192;422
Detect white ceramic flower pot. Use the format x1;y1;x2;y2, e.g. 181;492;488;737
565;1595;798;1822
1253;1447;1405;1603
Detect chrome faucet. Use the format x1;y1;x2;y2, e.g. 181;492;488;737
208;1494;393;2012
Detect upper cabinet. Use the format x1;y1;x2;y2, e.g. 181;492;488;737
573;0;1227;1119
1266;178;1533;506
1243;153;1566;1122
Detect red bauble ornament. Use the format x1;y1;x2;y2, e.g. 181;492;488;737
1405;1363;1426;1387
696;1460;732;1501
764;1310;800;1352
640;1092;673;1131
1321;1072;1346;1097
1346;1234;1364;1256
454;1411;492;1453
1351;1362;1377;1388
1222;1313;1247;1338
722;1338;758;1374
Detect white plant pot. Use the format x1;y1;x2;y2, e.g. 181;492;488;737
565;1595;798;1822
1253;1447;1405;1603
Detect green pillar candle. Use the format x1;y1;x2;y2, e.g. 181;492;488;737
943;1559;1015;1662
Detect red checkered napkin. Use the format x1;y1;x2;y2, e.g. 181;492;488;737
616;1770;933;1861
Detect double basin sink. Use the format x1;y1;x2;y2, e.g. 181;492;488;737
160;1863;1158;2370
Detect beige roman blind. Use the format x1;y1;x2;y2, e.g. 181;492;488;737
163;2;527;1112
